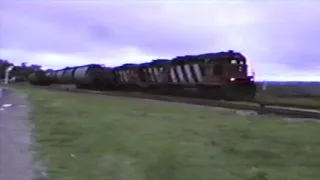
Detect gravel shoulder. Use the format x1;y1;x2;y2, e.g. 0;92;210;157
0;89;43;180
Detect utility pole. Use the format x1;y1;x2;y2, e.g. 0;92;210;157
260;80;268;108
4;66;14;84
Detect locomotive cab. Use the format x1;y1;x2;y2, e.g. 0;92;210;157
203;53;253;84
203;59;224;84
224;55;254;83
221;54;256;100
201;52;256;100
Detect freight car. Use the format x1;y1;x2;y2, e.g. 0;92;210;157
30;64;114;90
28;70;52;86
113;51;256;100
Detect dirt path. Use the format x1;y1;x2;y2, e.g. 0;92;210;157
0;89;43;180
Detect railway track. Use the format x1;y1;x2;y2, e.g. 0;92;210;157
2;83;320;119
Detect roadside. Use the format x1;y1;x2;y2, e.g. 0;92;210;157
0;89;45;180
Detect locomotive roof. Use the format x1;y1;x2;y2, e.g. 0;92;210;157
113;63;139;70
103;67;113;70
150;59;170;65
110;50;246;70
171;50;244;64
137;62;150;68
174;51;237;59
121;63;137;66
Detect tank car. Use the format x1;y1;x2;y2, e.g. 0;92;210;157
28;70;52;86
45;70;58;84
47;64;115;90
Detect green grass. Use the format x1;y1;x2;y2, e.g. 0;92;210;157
13;88;320;180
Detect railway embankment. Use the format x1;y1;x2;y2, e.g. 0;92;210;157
3;84;320;119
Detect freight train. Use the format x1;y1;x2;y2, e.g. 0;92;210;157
28;50;257;100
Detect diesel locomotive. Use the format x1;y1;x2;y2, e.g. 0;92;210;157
28;50;257;100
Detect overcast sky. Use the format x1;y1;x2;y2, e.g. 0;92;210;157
1;0;319;81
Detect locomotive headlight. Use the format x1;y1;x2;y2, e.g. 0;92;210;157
230;77;235;81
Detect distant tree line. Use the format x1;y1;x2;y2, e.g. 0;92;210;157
256;82;320;98
0;59;44;82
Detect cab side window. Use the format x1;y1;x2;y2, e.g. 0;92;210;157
230;59;244;65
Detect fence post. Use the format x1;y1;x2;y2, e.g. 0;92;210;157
0;88;3;100
5;66;14;84
259;81;268;109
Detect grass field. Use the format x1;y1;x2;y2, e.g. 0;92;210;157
10;88;320;180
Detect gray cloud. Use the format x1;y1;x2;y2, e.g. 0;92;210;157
0;1;320;80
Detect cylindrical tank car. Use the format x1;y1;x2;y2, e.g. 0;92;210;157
28;70;52;86
47;64;114;90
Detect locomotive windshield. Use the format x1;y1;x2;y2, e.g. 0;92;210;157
230;59;244;65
